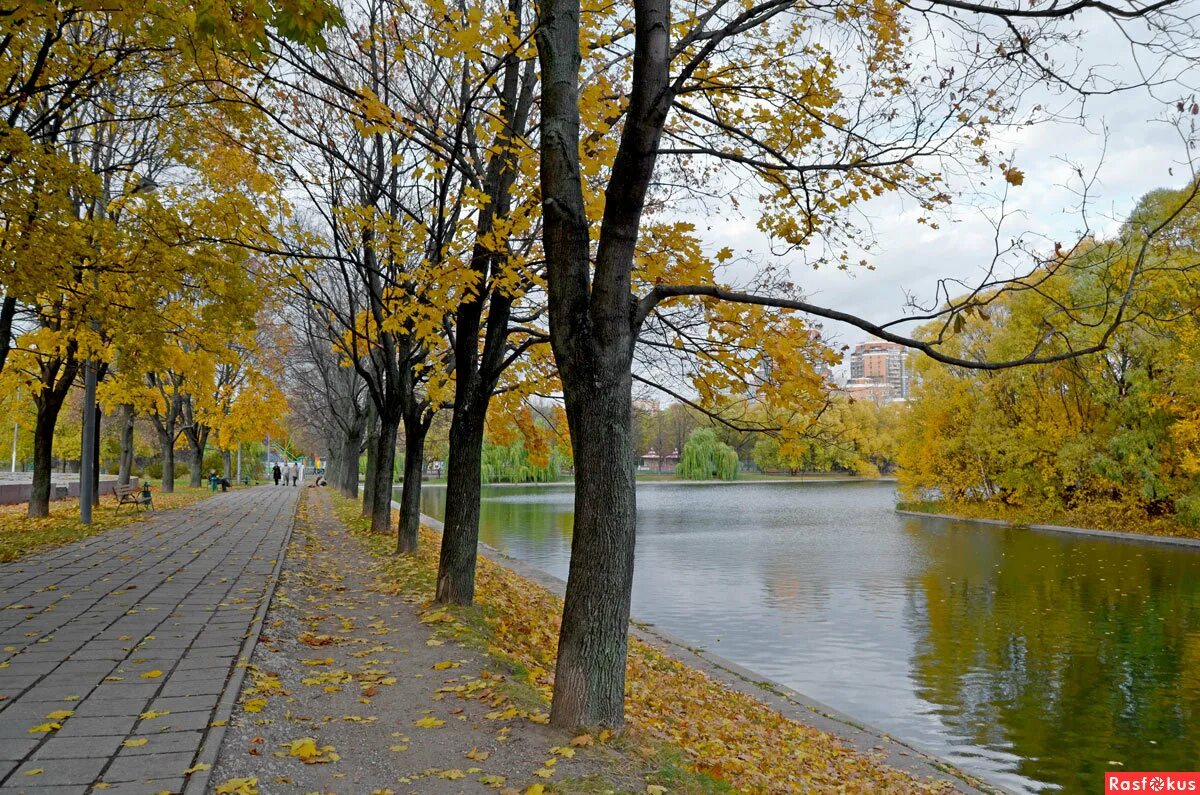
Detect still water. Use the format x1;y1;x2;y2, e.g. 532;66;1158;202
416;480;1200;793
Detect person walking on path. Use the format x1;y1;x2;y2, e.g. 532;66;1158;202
272;463;282;485
292;463;299;486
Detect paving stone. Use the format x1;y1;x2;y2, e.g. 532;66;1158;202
30;734;126;759
10;755;107;786
101;751;196;783
55;715;138;738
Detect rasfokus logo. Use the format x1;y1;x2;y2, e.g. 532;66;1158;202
1106;773;1200;793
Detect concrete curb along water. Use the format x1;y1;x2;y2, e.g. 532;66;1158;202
403;503;1004;795
895;508;1200;549
183;490;301;795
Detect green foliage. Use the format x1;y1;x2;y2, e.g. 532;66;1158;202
480;439;564;484
676;428;739;481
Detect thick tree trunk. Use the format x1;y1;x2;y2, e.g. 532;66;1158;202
27;398;63;518
396;415;428;554
91;404;101;506
0;294;15;375
369;414;397;534
340;428;361;499
158;428;175;492
188;428;207;488
362;402;378;517
222;450;232;480
435;403;488;603
118;404;135;486
550;371;636;729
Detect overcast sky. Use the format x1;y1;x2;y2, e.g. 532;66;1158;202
693;13;1196;357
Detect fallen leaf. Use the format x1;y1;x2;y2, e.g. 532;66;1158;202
466;747;490;761
140;669;163;679
28;722;61;734
23;769;43;776
123;738;148;748
45;710;74;720
214;778;258;795
413;715;445;728
184;763;211;774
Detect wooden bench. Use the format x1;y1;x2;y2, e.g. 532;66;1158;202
113;483;152;511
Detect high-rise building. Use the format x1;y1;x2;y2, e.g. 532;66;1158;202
845;341;910;403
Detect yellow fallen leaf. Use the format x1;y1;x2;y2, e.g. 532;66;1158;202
533;767;554;778
425;638;444;646
389;744;408;752
550;746;575;758
479;774;506;787
414;715;445;728
24;769;43;776
525;786;546;795
437;769;466;780
94;783;111;789
466;747;490;761
28;722;61;734
45;710;74;720
140;709;170;720
140;669;163;679
185;763;211;774
123;738;148;748
215;778;258;795
243;698;268;713
569;734;594;747
286;737;319;760
432;661;459;670
647;787;668;795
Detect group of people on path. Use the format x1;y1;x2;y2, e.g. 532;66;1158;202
273;462;302;486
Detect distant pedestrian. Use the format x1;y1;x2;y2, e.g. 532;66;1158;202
272;463;281;485
289;463;298;486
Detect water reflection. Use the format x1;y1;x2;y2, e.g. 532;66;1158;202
416;481;1200;793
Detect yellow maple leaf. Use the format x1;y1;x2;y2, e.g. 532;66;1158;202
438;769;466;779
214;778;258;795
28;722;61;734
286;737;319;761
243;698;267;713
140;669;163;679
524;786;546;795
413;715;445;728
45;710;74;720
140;709;170;720
1003;167;1025;186
479;774;506;787
123;738;148;748
466;747;490;761
184;763;211;774
647;787;668;795
432;661;459;670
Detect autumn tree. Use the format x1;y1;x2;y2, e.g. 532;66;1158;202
535;0;1200;728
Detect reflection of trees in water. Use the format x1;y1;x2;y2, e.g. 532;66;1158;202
902;518;1200;793
422;486;575;547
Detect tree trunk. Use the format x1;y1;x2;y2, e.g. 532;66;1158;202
91;404;101;506
160;434;175;492
369;414;397;534
396;414;428;554
363;402;378;517
118;404;135;486
549;369;637;729
341;423;363;499
0;294;15;376
188;428;208;488
222;450;232;480
27;397;64;518
435;403;488;603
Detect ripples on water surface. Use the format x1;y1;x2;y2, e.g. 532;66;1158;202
416;480;1200;794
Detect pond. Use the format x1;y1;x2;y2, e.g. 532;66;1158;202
415;480;1200;794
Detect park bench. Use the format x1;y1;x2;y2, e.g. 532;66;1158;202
113;483;153;511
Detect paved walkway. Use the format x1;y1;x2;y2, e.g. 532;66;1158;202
0;486;298;795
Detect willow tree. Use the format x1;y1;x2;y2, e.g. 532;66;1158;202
536;0;1200;728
